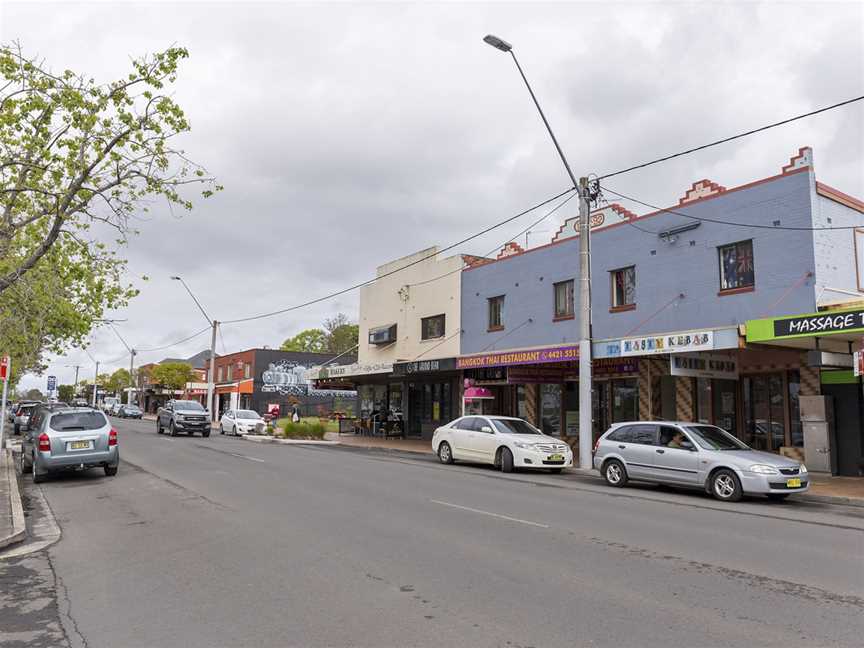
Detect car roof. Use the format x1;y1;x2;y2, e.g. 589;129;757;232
608;421;704;427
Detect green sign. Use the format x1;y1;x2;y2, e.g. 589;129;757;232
747;307;864;342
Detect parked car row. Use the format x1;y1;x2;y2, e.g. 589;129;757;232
432;415;809;504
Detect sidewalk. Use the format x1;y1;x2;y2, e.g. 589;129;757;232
323;433;864;507
0;448;26;550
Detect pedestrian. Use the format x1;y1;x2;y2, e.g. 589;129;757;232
291;404;300;423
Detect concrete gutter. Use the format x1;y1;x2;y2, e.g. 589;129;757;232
0;449;26;550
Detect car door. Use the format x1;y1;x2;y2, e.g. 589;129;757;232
615;424;660;479
222;410;233;432
470;418;499;464
653;425;700;484
450;417;479;460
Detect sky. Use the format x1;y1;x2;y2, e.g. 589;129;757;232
2;0;863;391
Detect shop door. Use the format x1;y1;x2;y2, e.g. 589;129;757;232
743;374;786;451
593;382;610;438
822;384;863;476
407;384;423;437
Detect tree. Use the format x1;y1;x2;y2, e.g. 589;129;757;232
323;313;358;354
0;44;219;296
150;362;194;391
280;328;326;353
23;388;44;400
106;368;132;395
57;384;74;402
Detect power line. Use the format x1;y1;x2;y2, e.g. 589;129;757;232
597;94;864;181
601;184;864;231
220;187;576;324
134;326;212;353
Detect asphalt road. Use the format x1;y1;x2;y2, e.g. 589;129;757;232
2;417;864;648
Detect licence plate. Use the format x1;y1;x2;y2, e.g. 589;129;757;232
548;454;564;462
786;478;801;488
69;440;90;450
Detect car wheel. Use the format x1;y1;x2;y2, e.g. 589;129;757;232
202;429;210;438
603;459;628;487
549;468;563;474
437;441;453;464
711;469;743;502
169;422;177;437
104;465;118;477
18;450;28;475
32;455;46;484
156;419;163;434
767;493;789;502
500;447;514;473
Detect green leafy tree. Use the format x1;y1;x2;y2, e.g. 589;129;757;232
323;314;359;354
106;368;132;395
280;328;326;353
150;362;194;391
57;384;74;402
24;388;44;400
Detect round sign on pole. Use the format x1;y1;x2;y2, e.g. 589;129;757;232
0;356;8;380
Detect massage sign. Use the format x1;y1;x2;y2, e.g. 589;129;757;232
773;309;864;337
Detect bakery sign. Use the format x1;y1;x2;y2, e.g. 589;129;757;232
619;331;713;357
671;353;738;380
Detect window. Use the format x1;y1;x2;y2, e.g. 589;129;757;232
629;424;658;445
607;426;633;443
226;365;233;381
244;363;251;379
488;295;504;330
718;240;754;291
421;314;446;340
217;366;223;382
493;419;542;435
611;266;636;308
553;280;575;318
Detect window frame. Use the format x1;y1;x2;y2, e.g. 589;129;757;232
488;295;505;331
718;239;755;293
420;314;446;341
610;266;637;311
553;279;575;320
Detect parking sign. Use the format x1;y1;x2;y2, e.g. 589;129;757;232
47;375;57;391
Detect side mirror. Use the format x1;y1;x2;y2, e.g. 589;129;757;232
481;426;493;433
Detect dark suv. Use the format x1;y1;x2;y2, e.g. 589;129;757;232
156;400;211;437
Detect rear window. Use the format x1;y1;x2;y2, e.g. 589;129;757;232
50;412;108;431
607;426;633;442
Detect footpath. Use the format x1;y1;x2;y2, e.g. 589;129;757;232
322;432;864;508
0;448;26;550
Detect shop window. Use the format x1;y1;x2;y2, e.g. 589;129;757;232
421;314;446;340
660;376;677;421
718;240;754;291
540;383;561;436
712;379;738;436
696;378;712;424
488;295;504;331
563;382;579;436
553;280;574;319
742;373;786;451
612;379;638;423
611;266;636;309
788;370;802;447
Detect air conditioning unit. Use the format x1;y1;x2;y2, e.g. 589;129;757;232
368;324;397;345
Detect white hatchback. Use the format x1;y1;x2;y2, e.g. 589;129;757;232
220;409;263;436
432;416;573;473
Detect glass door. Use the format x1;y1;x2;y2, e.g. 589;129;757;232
743;373;786;451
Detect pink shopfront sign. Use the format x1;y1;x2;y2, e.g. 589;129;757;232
457;344;579;370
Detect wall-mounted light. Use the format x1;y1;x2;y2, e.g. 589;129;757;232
659;222;701;244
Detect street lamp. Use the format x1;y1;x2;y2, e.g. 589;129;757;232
483;34;594;469
108;323;137;406
171;276;218;423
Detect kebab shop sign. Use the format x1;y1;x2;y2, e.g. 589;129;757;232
619;331;713;357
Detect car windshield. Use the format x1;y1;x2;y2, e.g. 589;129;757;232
236;410;260;419
173;401;204;411
50;411;107;431
686;425;749;450
491;419;542;435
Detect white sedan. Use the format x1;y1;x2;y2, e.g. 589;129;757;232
220;409;263;436
432;415;573;473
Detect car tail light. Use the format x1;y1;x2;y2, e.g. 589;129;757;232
38;433;51;453
593;437;601;454
108;428;118;446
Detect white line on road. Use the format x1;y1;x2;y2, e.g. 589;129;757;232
430;499;550;528
228;452;265;463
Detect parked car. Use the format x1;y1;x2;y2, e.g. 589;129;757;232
593;421;809;502
101;397;120;413
220;409;263;436
13;402;40;435
117;404;143;419
432;415;573;473
70;399;90;408
20;407;119;482
156;400;211;437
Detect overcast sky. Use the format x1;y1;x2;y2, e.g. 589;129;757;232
3;0;862;391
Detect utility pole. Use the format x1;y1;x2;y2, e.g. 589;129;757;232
92;360;100;407
128;349;136;405
484;34;594;469
207;320;218;421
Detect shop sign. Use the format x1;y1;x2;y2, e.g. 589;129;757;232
464;367;507;384
670;353;738;380
309;362;393;380
619;331;713;357
393;357;458;376
457;344;579;369
747;308;864;342
593;358;639;376
508;366;567;384
854;351;863;377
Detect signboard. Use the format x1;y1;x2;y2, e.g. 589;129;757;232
393;357;458;376
565;411;579;436
47;375;57;391
457;344;579;370
0;356;8;381
670;353;738;380
747;308;864;342
508;366;567;384
854;350;863;377
307;362;393;381
619;331;713;357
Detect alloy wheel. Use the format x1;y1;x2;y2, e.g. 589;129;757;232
714;474;736;499
606;463;622;484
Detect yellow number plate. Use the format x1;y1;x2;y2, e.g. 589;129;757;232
786;478;801;488
70;440;89;450
548;454;564;462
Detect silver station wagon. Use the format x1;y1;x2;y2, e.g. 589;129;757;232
20;407;119;483
593;421;808;502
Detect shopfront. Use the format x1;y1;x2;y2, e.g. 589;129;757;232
392;358;460;440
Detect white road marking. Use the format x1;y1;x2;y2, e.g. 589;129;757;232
229;452;265;463
429;499;549;528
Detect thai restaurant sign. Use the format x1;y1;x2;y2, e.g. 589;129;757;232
457;344;579;369
670;353;738;380
617;331;714;357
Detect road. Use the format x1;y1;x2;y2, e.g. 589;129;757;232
2;417;863;648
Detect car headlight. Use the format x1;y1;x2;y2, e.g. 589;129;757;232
749;464;780;475
799;464;807;473
514;442;536;450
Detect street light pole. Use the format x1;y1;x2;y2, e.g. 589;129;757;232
92;360;100;407
484;34;594;469
171;276;218;423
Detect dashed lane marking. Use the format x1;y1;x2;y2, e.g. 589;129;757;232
429;499;549;528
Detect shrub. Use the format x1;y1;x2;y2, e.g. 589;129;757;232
279;420;326;439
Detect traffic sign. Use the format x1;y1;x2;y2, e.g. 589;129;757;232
0;356;8;381
47;375;57;391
